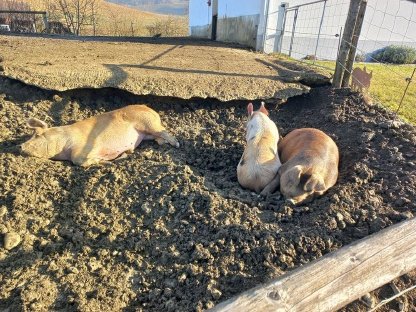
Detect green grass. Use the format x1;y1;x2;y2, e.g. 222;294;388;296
302;60;416;124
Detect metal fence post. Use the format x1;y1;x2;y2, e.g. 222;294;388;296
336;26;343;58
333;0;362;88
313;0;327;64
275;2;288;53
289;8;298;57
262;0;271;53
395;68;416;115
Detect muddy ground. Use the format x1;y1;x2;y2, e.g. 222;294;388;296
0;35;330;101
0;76;415;311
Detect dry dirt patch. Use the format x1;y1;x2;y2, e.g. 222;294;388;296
0;35;330;101
0;76;415;311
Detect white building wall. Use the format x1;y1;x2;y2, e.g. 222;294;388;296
188;0;213;38
189;0;264;48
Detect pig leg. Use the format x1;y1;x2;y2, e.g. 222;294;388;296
143;134;165;145
260;172;281;196
71;148;105;167
143;131;179;148
135;117;179;148
71;155;106;167
154;131;179;148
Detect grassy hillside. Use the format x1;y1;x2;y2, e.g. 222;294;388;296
92;1;188;36
106;0;188;15
22;0;188;36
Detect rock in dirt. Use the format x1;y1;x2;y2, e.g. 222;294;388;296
52;94;63;102
209;287;222;300
3;232;21;250
362;131;376;142
0;205;7;217
361;293;376;308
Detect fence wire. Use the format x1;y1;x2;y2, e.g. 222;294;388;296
270;0;416;123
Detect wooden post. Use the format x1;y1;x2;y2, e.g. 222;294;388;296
209;217;416;312
43;12;49;34
275;2;288;53
332;0;361;88
342;0;367;87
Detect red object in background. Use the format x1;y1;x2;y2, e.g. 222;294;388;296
207;0;211;6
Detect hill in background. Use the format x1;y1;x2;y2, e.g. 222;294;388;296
106;0;189;15
90;1;188;36
1;0;188;36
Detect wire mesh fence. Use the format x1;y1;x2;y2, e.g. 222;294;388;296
267;0;416;124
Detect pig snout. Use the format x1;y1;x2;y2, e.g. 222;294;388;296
20;137;49;158
20;141;32;155
19;143;28;155
279;166;326;205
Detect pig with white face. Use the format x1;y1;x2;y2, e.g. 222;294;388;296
237;102;282;193
21;104;179;167
262;128;339;204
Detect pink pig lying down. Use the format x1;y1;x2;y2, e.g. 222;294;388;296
261;128;339;204
237;102;282;193
21;104;179;167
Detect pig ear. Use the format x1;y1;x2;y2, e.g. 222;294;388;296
285;165;303;187
247;103;254;116
304;173;326;192
259;101;269;116
27;118;48;130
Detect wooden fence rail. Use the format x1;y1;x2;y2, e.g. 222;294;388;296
209;217;416;312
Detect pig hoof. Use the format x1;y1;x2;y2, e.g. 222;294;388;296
260;189;271;196
155;138;165;145
260;185;277;196
116;153;129;160
285;198;296;205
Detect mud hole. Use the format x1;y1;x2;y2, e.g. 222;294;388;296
0;77;415;311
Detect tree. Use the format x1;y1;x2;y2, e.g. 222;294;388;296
55;0;98;35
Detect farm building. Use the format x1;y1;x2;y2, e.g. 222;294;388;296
188;0;285;51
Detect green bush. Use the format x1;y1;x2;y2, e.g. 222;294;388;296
354;53;366;62
303;54;318;61
371;45;416;64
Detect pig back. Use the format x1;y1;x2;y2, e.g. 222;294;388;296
63;107;145;156
278;128;339;186
116;105;162;131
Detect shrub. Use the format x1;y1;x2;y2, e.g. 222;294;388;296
303;54;318;61
371;45;416;64
146;17;187;37
355;52;366;62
